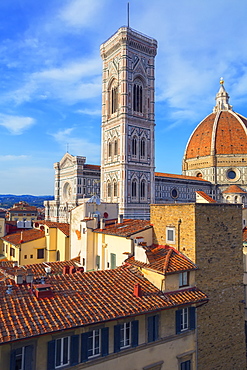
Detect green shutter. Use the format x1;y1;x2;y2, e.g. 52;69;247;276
96;255;100;269
24;345;34;370
147;316;154;342
47;340;55;370
70;335;79;366
114;325;121;352
189;307;196;330
81;332;89;362
131;320;139;347
176;310;181;334
154;315;159;341
110;253;116;269
101;327;109;357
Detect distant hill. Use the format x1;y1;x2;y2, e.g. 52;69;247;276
0;195;54;208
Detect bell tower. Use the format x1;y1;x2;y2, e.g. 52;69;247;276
100;27;157;219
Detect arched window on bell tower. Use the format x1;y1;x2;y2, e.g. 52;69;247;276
133;78;143;113
140;137;146;159
109;80;118;115
132;136;137;157
140;179;146;199
132;179;137;198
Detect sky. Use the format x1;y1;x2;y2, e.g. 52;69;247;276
1;0;247;195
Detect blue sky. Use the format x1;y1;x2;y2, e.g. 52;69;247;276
1;0;247;195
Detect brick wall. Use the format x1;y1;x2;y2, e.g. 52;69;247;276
151;203;246;370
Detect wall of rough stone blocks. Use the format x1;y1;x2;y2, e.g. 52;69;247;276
150;203;246;370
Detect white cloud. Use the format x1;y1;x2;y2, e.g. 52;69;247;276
0;114;35;134
76;108;101;116
51;127;100;163
0;155;29;161
58;0;103;29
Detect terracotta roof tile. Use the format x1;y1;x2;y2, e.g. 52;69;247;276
126;245;197;274
0;265;207;344
84;164;101;170
222;185;247;194
1;229;45;245
155;172;210;183
196;191;217;203
94;219;152;237
35;221;70;236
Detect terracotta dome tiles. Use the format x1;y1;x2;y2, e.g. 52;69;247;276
185;111;247;160
186;114;215;159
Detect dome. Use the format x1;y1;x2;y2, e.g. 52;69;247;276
184;80;247;160
183;79;247;176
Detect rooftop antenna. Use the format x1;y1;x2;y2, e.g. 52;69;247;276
66;143;69;153
127;2;130;28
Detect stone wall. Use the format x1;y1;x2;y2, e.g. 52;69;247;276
150;203;246;370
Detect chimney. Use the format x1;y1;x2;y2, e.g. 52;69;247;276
118;214;123;224
15;269;24;284
33;284;53;299
133;283;142;298
26;268;33;284
100;218;105;230
63;265;70;274
20;231;23;243
69;266;76;274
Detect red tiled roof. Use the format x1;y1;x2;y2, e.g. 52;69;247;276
8;206;37;212
1;229;45;245
0;260;81;279
126;245;197;274
196;191;217;203
94;219;152;237
0;265;207;344
222;185;247;194
35;221;70;236
243;227;247;242
84;164;101;170
155;172;210;183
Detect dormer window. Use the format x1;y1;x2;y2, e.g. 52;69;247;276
179;271;189;287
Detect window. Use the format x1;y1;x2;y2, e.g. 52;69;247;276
133;81;143;113
179;272;189;287
37;249;44;259
24;255;27;259
113;181;118;197
114;138;118;156
147;315;159;342
107;182;111;198
30;255;33;259
108;141;112;158
56;251;60;261
110;253;116;269
166;227;175;243
120;322;131;348
114;321;138;352
47;335;79;369
96;255;100;270
10;345;34;370
81;328;109;362
132;180;137;198
176;307;196;334
140;180;146;199
180;360;191;370
88;329;101;357
132;137;137;156
55;337;70;368
140;137;146;158
10;247;15;257
111;86;118;114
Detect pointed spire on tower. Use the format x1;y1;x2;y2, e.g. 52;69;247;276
213;77;232;112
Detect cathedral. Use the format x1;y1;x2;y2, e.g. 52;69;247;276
45;26;247;222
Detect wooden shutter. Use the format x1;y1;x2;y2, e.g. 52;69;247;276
70;335;79;366
114;325;121;353
47;340;55;370
189;307;196;330
176;310;181;334
110;253;116;269
101;327;109;357
24;345;34;370
154;315;159;340
131;320;139;347
10;349;17;370
81;332;89;362
147;316;154;342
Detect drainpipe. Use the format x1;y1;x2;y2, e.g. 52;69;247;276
177;219;182;252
